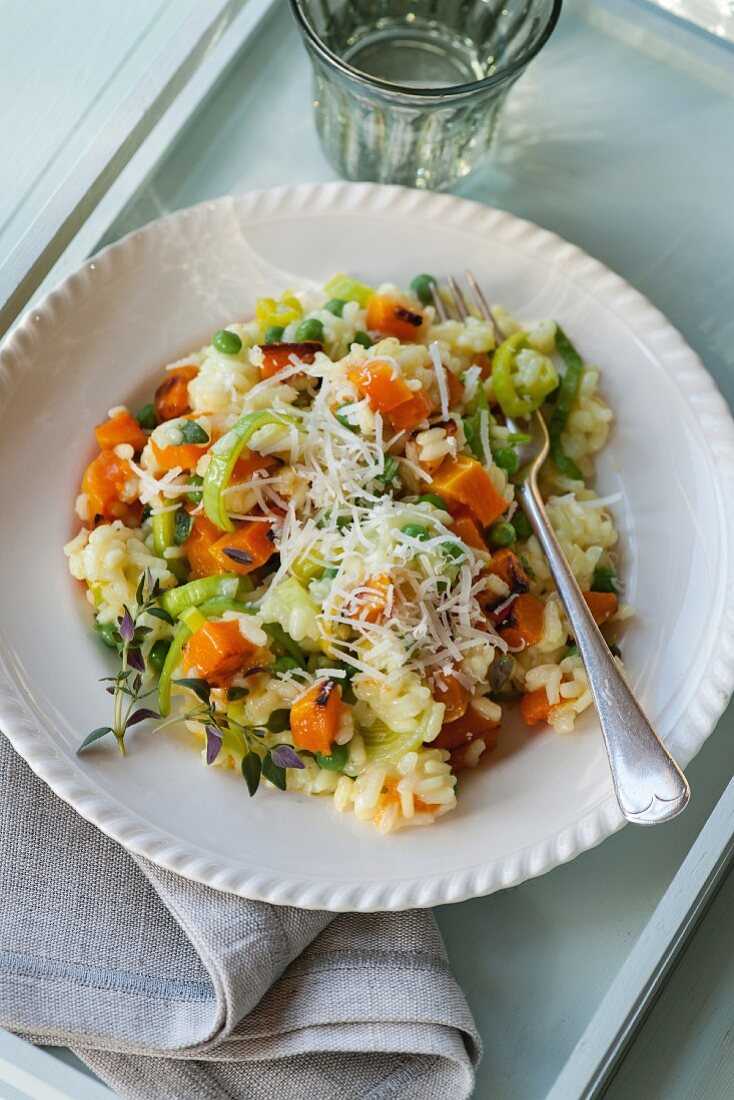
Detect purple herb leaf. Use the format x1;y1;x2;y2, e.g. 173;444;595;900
271;744;304;770
126;707;161;728
127;647;145;672
119;607;135;643
205;724;223;766
222;547;253;565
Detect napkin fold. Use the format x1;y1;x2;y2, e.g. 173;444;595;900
0;734;480;1098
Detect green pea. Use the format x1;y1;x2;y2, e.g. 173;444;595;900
273;655;300;675
322;567;339;579
566;644;579;658
315;743;349;771
418;493;448;511
149;639;171;672
511;511;532;540
410;274;436;306
441;541;465;562
401;523;431;541
325;298;347;317
591;565;618;593
294;318;324;343
353;331;372;349
95;620;118;649
263;325;284;344
213;329;243;355
487;521;516;549
186;474;203;503
266;708;291;734
137;403;157;430
493;447;519;476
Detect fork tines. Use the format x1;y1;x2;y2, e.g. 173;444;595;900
431;271;502;346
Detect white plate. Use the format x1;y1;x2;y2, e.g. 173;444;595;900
1;183;733;912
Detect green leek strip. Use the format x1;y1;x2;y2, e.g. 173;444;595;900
262;622;306;666
492;333;558;419
322;273;375;307
158;620;192;717
152;510;175;555
202;411;295;532
196;597;254;618
549;325;584;480
462;377;490;463
179;605;206;632
152;510;188;581
492;333;531;418
362;721;423;764
157;596;255;716
160;574;239;617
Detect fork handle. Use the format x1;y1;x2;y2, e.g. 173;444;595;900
517;477;689;825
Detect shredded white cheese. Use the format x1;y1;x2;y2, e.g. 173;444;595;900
430;341;450;420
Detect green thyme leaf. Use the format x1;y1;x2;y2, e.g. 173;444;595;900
146;606;175;625
77;727;113;754
262;752;286;790
227;685;249;701
173;678;211;704
242;751;262;796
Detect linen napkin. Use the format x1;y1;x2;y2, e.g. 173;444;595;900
0;734;480;1099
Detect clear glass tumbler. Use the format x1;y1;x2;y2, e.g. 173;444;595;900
289;0;562;191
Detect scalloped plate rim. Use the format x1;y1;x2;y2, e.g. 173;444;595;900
0;181;733;912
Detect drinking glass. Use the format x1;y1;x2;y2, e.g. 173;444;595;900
289;0;562;191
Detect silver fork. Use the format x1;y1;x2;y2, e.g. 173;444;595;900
434;272;689;825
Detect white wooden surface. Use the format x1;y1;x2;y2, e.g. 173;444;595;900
0;0;196;265
605;867;734;1099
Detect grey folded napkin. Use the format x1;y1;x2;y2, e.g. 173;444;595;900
0;734;480;1098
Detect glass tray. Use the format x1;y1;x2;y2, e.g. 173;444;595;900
3;0;733;1095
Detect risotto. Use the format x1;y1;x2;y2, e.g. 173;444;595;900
65;273;629;832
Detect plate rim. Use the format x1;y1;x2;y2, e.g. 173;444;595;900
1;180;733;911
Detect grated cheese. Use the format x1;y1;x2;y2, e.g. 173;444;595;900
430;341;450;420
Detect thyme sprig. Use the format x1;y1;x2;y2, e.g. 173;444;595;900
79;575;305;798
167;677;304;796
78;570;167;756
